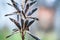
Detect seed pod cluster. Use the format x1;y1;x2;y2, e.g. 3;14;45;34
5;0;39;40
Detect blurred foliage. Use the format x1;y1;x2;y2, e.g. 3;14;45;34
0;26;22;40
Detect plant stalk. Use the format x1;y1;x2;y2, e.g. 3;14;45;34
22;31;25;40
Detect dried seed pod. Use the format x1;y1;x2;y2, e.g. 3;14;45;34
25;20;29;27
30;0;37;6
7;3;12;6
25;0;28;4
25;3;29;13
28;33;40;40
11;0;21;12
25;20;29;30
5;11;18;16
27;20;35;28
30;0;34;1
26;31;40;40
6;34;13;38
6;30;18;38
13;29;18;32
9;18;21;30
27;17;39;21
21;18;24;28
27;8;37;16
17;15;19;21
25;1;37;14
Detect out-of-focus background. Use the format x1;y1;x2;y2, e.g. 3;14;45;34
0;0;22;40
0;0;60;40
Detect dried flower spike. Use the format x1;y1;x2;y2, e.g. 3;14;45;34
5;0;39;40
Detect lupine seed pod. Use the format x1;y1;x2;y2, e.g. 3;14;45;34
27;8;37;16
27;20;35;28
9;18;21;30
7;3;13;7
5;11;18;16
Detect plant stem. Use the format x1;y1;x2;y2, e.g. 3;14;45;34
22;31;25;40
